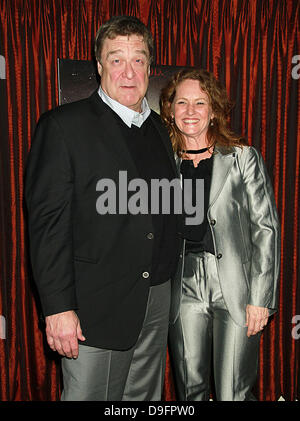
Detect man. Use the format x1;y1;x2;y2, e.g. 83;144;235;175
25;16;180;401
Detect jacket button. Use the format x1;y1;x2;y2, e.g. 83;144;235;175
142;271;150;278
210;219;216;226
217;253;222;259
146;232;154;240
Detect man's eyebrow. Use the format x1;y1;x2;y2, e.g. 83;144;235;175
106;49;149;59
106;49;123;58
134;49;148;57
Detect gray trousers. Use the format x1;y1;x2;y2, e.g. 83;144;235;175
61;280;171;401
169;252;260;401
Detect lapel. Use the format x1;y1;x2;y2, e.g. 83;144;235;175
174;146;236;206
174;154;182;177
89;91;139;179
208;146;236;208
150;112;178;177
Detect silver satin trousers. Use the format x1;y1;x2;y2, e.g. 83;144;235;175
61;280;170;401
169;251;260;401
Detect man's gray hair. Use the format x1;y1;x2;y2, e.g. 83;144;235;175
95;15;154;64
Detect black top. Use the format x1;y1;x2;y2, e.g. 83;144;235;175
180;156;215;254
114;114;179;285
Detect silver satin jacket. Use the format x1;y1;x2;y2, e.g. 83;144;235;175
170;145;281;327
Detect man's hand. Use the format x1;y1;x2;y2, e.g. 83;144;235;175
245;305;269;337
45;310;85;358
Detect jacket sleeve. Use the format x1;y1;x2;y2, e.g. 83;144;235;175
241;146;280;313
25;112;78;316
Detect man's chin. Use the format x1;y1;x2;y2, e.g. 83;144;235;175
119;97;142;112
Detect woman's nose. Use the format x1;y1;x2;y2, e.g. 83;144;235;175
186;103;195;114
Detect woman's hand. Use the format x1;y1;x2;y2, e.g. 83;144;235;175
245;305;269;337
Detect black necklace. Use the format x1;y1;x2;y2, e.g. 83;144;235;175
181;147;209;154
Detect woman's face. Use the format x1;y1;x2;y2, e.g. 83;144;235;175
171;79;214;142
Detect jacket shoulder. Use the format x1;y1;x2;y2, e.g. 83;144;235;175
37;91;103;127
233;145;262;163
150;109;165;126
150;109;170;138
233;145;270;181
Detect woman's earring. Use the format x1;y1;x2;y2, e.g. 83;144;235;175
171;116;175;125
210;119;214;127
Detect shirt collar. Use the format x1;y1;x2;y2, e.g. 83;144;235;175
98;86;151;128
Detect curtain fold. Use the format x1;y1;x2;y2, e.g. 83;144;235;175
0;0;299;401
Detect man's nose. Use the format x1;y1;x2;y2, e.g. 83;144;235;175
123;62;135;79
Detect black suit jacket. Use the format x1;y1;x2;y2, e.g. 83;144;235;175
25;91;180;350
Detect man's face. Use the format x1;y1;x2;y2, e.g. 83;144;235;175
97;35;150;112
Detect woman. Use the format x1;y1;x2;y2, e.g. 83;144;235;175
160;69;280;401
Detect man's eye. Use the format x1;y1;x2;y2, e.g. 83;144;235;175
112;59;120;64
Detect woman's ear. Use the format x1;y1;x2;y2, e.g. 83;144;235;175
169;102;174;119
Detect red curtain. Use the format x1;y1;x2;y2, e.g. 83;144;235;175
0;0;299;401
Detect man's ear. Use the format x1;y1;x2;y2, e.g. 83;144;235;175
97;61;102;77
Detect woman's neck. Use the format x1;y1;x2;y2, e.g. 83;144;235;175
183;135;208;151
182;136;213;167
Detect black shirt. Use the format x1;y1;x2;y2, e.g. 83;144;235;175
180;156;215;254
